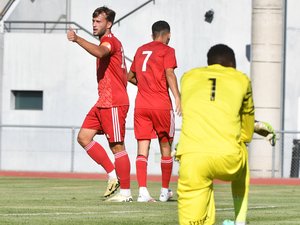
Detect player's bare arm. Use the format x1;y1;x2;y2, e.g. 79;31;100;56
166;68;181;116
67;28;110;59
127;70;137;85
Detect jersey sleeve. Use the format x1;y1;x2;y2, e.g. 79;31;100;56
101;36;115;54
164;47;177;70
240;80;255;143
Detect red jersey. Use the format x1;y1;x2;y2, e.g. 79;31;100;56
130;41;177;110
96;33;129;108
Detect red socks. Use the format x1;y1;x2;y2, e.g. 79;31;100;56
85;142;131;189
85;141;172;190
85;141;114;173
161;156;173;188
136;155;173;188
136;155;148;187
114;150;131;189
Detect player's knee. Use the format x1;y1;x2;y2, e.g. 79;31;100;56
77;135;84;147
159;140;171;153
77;133;90;147
109;142;125;154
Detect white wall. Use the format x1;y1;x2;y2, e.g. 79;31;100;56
73;0;252;128
6;0;288;176
0;33;3;124
2;33;96;126
285;0;300;131
0;32;178;174
7;0;67;22
3;0;252;127
70;0;251;72
281;0;300;177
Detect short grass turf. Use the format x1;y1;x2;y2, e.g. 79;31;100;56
0;177;300;225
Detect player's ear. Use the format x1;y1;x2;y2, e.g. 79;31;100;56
107;21;113;30
166;32;171;44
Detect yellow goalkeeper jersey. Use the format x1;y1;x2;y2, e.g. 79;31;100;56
177;64;255;155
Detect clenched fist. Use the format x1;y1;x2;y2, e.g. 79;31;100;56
67;27;78;42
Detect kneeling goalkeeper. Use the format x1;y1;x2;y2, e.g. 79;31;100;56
176;44;255;225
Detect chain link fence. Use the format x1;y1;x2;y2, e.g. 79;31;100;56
0;124;299;178
0;124;180;175
290;139;300;177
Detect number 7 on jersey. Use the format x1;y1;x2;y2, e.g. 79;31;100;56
142;51;152;72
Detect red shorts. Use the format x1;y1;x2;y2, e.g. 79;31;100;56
81;105;129;143
134;108;175;143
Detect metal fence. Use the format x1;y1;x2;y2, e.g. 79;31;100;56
251;130;300;178
0;124;81;172
278;131;300;178
0;124;299;178
0;124;180;175
288;137;300;177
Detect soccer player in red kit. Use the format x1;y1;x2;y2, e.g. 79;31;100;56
128;20;181;202
67;6;132;202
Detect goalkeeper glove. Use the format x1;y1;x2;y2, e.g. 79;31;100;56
254;120;276;146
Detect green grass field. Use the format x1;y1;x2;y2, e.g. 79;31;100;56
0;176;300;225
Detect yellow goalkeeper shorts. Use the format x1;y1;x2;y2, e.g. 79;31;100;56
177;149;247;225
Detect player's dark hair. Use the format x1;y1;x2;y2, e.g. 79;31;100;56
207;44;236;68
152;20;170;39
93;6;116;24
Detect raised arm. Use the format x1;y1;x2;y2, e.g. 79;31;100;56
67;27;110;59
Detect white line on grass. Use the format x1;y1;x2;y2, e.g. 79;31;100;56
0;211;143;217
217;205;278;211
0;206;277;217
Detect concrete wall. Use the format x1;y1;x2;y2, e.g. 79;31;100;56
7;0;67;22
0;33;3;123
249;0;284;178
3;0;298;177
1;33;96;126
0;22;180;175
282;0;300;177
0;0;252;175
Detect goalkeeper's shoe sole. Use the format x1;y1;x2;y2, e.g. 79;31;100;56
105;193;133;202
103;178;120;198
222;220;235;225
